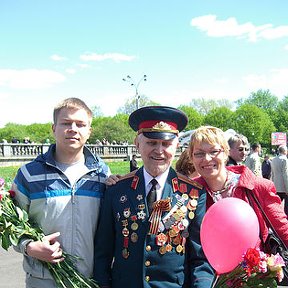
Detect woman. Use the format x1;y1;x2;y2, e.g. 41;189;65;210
189;125;288;248
175;149;199;179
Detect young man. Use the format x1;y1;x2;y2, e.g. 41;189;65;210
94;106;214;288
12;98;110;287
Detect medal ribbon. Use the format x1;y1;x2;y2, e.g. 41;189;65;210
148;199;171;235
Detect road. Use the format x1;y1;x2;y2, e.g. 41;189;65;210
0;247;25;288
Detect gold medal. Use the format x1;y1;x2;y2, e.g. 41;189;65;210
188;211;195;219
166;243;172;252
131;222;138;231
169;229;177;238
176;244;183;253
159;246;167;255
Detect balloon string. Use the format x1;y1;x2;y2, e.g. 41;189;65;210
211;274;219;288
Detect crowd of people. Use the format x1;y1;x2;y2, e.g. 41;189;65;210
4;98;287;288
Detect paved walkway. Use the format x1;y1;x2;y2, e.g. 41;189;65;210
0;247;25;287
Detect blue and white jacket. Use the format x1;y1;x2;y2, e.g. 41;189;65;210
13;144;109;280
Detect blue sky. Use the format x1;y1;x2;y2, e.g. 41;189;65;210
1;0;288;127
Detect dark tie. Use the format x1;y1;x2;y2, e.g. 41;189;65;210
147;179;158;214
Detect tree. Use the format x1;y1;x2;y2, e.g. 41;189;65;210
177;105;203;130
117;95;160;115
232;104;275;147
189;98;234;115
236;89;278;112
91;105;104;117
203;107;234;131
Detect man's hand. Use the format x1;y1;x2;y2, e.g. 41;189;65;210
105;174;122;186
26;232;64;263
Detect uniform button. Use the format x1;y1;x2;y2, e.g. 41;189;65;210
145;276;150;282
145;260;151;267
146;245;151;251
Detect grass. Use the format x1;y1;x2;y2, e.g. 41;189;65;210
0;161;143;184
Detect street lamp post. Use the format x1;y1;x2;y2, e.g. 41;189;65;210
122;74;147;110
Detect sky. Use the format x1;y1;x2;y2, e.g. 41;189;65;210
1;0;288;128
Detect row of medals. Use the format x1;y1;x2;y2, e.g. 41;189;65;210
120;192;198;258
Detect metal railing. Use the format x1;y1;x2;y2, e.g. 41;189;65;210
0;143;185;167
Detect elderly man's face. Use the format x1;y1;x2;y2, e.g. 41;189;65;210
135;134;179;177
229;141;249;163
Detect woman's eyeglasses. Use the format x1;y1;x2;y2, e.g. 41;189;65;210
237;147;250;152
193;149;224;159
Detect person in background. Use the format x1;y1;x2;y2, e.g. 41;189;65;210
262;154;272;179
94;106;214;288
130;154;138;172
245;143;262;177
271;145;288;215
175;148;199;179
12;97;110;288
188;126;288;248
226;133;249;166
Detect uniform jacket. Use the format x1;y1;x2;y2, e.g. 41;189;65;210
13;144;109;281
194;165;288;248
94;167;214;288
271;154;288;193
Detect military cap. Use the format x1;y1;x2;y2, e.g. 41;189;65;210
129;106;188;140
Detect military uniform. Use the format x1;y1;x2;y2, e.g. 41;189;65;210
94;167;214;288
94;106;214;288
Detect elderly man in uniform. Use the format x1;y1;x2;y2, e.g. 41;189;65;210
93;106;214;288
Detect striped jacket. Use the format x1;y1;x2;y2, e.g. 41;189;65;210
12;144;109;282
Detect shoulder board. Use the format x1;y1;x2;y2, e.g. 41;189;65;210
118;169;138;182
176;172;203;189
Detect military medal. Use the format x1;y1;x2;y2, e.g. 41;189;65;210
159;245;167;255
176;244;183;253
130;215;139;231
156;232;167;246
123;208;131;218
122;237;129;259
166;243;172;252
131;232;138;243
120;195;127;203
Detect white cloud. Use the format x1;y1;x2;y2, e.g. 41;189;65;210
65;68;76;74
0;69;66;89
191;15;288;42
284;44;288;50
80;52;136;62
243;68;288;96
50;54;67;61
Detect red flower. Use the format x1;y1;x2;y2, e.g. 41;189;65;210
0;194;2;201
8;190;15;198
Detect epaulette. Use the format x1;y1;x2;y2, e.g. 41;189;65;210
176;172;203;189
118;169;138;182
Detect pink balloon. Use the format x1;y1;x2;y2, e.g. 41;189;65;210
200;198;259;274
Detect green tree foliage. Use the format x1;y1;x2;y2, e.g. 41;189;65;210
236;89;278;112
189;98;234;115
177;105;203;130
117;95;160;115
0;123;52;143
232;104;275;146
203;107;234;131
90;114;135;144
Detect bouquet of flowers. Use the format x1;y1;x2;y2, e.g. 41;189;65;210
214;247;285;288
0;177;99;288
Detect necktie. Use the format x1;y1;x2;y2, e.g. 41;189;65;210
147;178;158;214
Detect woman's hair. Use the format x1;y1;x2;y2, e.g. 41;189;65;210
175;149;195;176
189;126;230;156
53;97;93;125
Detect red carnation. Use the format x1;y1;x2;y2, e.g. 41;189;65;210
8;190;16;198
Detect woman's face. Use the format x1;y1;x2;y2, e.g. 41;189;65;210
191;141;227;181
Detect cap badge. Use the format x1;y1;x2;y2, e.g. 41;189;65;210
153;121;172;131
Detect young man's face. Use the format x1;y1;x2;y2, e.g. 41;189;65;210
52;107;91;153
135;134;178;177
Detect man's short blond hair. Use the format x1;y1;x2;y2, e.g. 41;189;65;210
53;98;93;125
